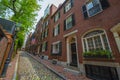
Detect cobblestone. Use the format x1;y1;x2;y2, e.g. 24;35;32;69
18;52;63;80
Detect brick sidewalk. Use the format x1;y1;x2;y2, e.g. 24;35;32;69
0;54;19;80
27;52;91;80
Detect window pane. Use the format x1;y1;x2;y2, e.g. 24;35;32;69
83;39;87;51
65;2;71;12
102;34;109;50
94;36;103;50
54;25;59;36
87;38;94;51
88;4;101;17
86;2;93;10
52;43;60;54
84;30;104;38
66;16;72;29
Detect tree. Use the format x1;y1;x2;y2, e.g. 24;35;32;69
0;0;41;48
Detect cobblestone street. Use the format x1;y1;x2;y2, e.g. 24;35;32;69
18;52;63;80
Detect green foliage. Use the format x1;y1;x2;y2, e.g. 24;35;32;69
83;50;112;58
0;0;41;49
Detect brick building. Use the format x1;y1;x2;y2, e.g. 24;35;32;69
26;0;120;79
0;18;19;77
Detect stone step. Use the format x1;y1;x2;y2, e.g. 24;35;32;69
64;67;82;75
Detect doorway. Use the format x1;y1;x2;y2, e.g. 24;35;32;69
70;43;77;67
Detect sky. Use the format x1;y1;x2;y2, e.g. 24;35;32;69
36;0;65;22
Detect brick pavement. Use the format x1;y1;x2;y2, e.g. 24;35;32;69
27;52;91;80
0;54;19;80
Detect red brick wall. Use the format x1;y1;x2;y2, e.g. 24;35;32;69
0;37;8;66
36;0;120;63
0;37;8;75
48;0;120;63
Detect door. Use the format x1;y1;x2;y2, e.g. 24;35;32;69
70;43;77;67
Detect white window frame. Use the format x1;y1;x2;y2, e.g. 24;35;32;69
52;41;60;54
65;1;72;12
45;29;48;38
86;0;103;17
54;24;59;36
42;42;47;52
66;15;72;30
54;12;59;22
82;30;111;52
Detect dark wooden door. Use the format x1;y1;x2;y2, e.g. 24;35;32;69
70;43;77;67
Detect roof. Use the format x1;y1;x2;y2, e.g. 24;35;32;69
0;18;16;34
0;25;6;38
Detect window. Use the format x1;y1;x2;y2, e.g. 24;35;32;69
64;14;75;30
53;24;60;36
51;41;62;55
82;0;109;18
45;29;48;38
64;0;73;13
42;41;47;52
54;12;60;22
82;30;110;52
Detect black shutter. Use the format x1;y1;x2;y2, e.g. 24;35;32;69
59;12;60;18
64;6;66;13
40;44;42;52
51;44;53;54
58;24;60;34
64;20;66;30
53;28;54;37
100;0;110;10
72;14;75;26
45;42;48;51
59;42;62;55
71;0;74;7
82;5;88;19
54;16;55;22
47;29;49;36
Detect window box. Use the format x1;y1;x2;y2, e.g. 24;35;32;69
83;50;112;59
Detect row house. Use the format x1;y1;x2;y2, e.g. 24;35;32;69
29;0;120;79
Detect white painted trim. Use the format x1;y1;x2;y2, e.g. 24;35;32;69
52;41;60;45
82;29;112;52
75;36;80;68
113;32;120;52
63;30;78;37
67;39;70;64
100;34;105;50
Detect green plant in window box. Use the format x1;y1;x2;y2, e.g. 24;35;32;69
83;50;112;59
